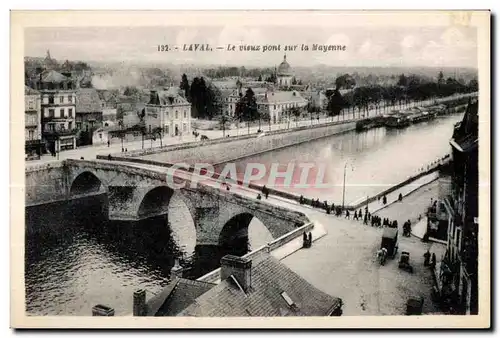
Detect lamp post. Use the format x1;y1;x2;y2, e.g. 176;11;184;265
342;162;347;210
342;162;354;210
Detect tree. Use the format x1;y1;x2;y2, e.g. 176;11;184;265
335;74;356;90
236;88;258;134
327;89;346;121
290;106;302;127
437;71;445;85
217;112;231;137
292;77;297;85
257;75;262;82
180;73;190;101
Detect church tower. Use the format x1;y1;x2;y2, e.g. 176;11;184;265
276;54;293;89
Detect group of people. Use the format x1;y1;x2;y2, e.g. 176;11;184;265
403;220;412;237
423;250;437;269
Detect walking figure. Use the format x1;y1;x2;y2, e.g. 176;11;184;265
345;210;350;219
423;250;431;266
383;195;387;205
107;140;110;147
430;253;437;269
398;193;403;202
359;209;363;220
353;211;358;221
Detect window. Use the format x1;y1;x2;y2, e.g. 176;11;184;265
175;111;178;119
99;133;102;139
76;122;82;130
68;121;72;130
48;109;55;118
184;110;187;118
183;123;187;132
274;105;276;110
49;95;55;104
68;95;73;103
59;96;64;103
28;130;34;140
149;125;152;133
68;108;73;117
60;108;65;117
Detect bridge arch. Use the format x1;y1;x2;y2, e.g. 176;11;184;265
218;212;273;256
70;171;103;196
137;185;175;219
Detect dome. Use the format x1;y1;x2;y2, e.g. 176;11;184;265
277;54;292;76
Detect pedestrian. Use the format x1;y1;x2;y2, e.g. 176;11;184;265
303;232;308;247
353;210;358;221
424;250;431;266
122;147;124;152
398;193;403;202
430;253;437;269
308;232;312;246
345;210;350;219
125;148;128;152
107;140;110;147
363;213;368;225
226;185;230;191
107;154;112;161
299;195;304;205
383;195;387;205
359;209;363;220
368;212;371;220
257;194;262;200
331;202;335;212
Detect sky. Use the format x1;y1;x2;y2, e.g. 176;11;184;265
24;25;478;69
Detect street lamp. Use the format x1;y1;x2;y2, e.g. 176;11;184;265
342;162;355;210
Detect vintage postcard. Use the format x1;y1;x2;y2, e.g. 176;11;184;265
10;10;490;328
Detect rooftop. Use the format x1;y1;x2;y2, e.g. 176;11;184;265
25;86;40;95
76;88;103;113
257;90;308;105
178;254;342;317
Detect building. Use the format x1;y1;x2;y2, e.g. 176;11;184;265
33;69;77;153
438;98;478;315
24;86;43;159
257;90;308;125
276;54;293;89
75;88;103;146
145;88;192;137
177;254;343;317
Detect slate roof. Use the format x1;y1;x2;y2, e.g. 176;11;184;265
257;91;308;105
178;254;342;317
149;278;216;316
75;88;103;113
150;88;189;106
40;70;69;83
25;86;40;95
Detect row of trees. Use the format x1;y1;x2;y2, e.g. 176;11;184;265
180;74;223;119
325;72;478;119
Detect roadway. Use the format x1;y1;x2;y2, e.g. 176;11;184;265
26;93;472;169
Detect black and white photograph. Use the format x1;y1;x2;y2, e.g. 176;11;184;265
11;10;490;328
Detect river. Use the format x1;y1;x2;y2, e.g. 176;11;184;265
24;111;464;316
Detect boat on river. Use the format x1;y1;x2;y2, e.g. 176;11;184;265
384;113;411;129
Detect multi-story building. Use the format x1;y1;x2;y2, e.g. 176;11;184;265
75;88;103;146
33;70;77;153
257;90;308;125
144;88;191;137
24;86;43;158
438;98;478;315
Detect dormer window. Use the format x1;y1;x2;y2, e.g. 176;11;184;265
280;292;295;307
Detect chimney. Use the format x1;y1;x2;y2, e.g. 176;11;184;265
220;255;252;292
149;90;157;105
133;289;147;316
92;304;115;316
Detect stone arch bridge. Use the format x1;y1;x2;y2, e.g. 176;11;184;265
26;159;308;246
